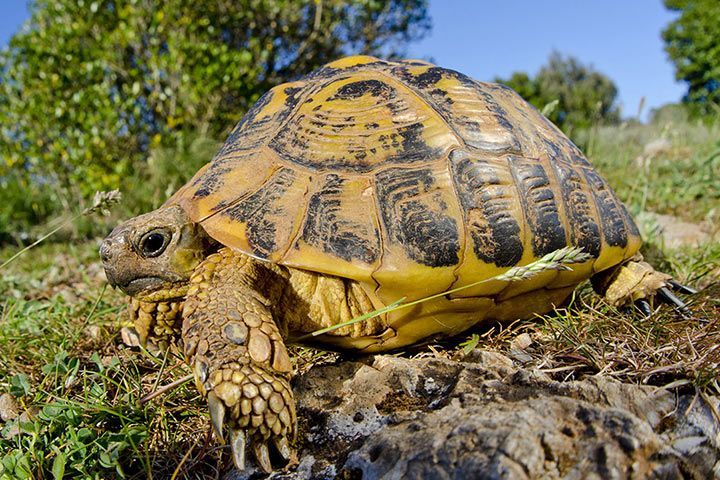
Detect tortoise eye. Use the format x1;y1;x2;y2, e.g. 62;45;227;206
140;230;170;257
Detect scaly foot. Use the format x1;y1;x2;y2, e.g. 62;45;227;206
195;360;296;471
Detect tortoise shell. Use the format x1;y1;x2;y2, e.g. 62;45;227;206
169;55;641;308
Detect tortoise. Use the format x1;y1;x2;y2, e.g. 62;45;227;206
100;55;689;472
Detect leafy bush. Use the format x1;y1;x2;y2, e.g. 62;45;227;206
663;0;720;116
0;0;431;240
495;52;621;140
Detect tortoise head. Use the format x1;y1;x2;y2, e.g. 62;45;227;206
100;205;217;301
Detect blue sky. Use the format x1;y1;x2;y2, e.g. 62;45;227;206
1;0;683;120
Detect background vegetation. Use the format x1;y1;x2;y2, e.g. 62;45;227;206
662;0;720;116
0;0;718;478
495;52;621;139
0;0;430;241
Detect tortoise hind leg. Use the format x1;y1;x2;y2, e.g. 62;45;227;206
591;254;692;315
182;248;296;472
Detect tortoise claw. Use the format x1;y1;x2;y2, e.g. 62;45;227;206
668;279;698;295
635;299;653;317
208;392;225;440
658;286;691;316
274;436;292;461
230;429;246;471
254;442;273;473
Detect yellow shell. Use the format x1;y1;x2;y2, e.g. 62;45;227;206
169;56;641;310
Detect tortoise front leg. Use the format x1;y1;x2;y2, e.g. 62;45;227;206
121;298;183;351
182;248;295;472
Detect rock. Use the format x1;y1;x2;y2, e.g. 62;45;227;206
2;407;38;440
643;138;673;158
637;212;712;248
0;393;20;422
225;352;719;479
635;138;673;168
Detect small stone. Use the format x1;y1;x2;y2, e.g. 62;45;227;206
510;332;533;350
120;327;142;347
268;393;284;413
242;383;259;399
84;325;102;341
0;394;20;422
3;409;37;440
224;322;248;345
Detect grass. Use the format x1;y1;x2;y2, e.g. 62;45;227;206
0;113;719;478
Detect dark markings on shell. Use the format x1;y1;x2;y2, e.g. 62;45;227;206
391;65;522;154
300;174;379;264
269;76;441;173
193;166;231;198
509;156;567;256
622;203;641;238
218;85;305;159
306;60;389;82
221;168;296;258
551;162;601;257
375;168;459;267
329;79;394;101
583;169;628;248
217;89;275;158
450;151;523;267
398;66;444;89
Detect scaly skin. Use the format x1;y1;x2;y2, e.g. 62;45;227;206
122;298;184;351
182;248;296;472
591;254;673;306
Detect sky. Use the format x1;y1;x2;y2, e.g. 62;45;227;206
0;0;684;120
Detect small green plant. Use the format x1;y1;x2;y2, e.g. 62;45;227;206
460;333;481;354
1;351;149;479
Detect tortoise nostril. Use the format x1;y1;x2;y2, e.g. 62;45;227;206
100;240;113;263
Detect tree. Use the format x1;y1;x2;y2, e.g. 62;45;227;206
0;0;430;195
662;0;720;116
496;52;620;137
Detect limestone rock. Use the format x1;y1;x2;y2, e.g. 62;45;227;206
0;393;20;423
226;352;719;479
